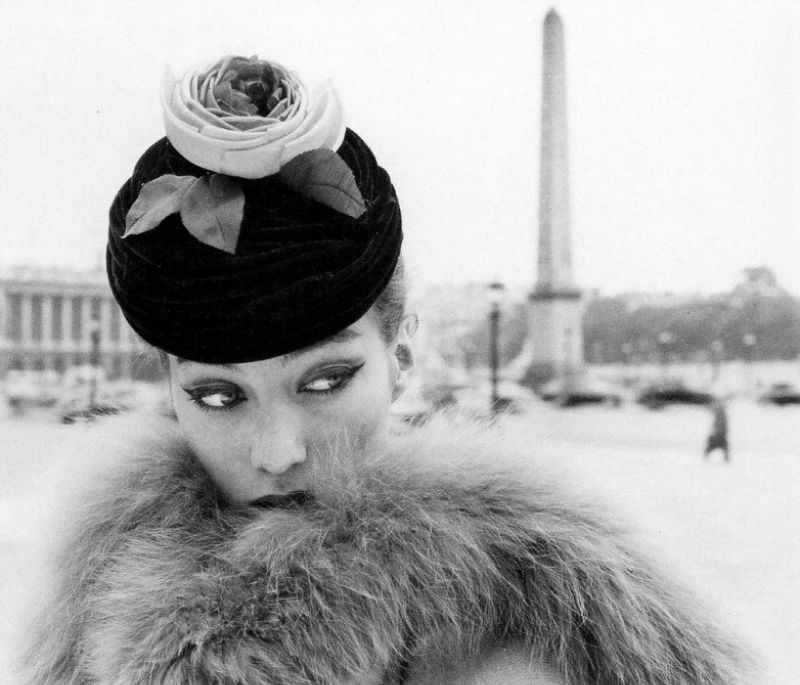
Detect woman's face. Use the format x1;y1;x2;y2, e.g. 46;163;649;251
168;313;406;505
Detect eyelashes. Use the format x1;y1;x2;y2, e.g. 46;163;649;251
298;363;364;395
183;385;245;411
181;362;365;411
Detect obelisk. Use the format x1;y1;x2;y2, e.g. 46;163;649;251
524;8;584;387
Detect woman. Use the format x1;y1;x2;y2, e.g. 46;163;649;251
21;55;750;684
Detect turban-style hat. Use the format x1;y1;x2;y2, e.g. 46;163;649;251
106;56;402;363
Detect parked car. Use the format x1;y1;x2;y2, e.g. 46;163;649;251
758;382;800;406
451;381;539;418
4;369;61;411
57;391;129;424
59;401;124;424
636;382;713;409
538;379;622;408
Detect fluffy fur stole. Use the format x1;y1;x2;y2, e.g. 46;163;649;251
21;414;749;684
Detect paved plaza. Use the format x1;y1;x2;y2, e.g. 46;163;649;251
1;401;798;683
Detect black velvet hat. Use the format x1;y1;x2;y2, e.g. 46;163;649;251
107;69;402;364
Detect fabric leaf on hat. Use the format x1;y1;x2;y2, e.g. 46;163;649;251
278;149;367;219
123;173;245;254
123;175;197;238
179;173;245;254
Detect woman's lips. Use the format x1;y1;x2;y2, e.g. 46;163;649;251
249;491;313;509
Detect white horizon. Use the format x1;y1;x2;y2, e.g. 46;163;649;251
1;0;797;296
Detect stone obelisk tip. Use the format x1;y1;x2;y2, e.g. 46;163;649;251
544;8;561;23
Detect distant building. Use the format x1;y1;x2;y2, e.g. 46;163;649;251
735;266;784;298
0;265;147;379
617;291;704;312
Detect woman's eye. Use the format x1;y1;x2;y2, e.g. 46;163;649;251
299;364;363;395
183;386;245;410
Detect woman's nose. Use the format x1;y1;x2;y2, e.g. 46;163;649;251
249;418;307;475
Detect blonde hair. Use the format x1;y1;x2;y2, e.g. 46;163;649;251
371;258;406;343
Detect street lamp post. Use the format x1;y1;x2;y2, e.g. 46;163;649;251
621;341;633;365
710;339;724;383
487;281;505;415
88;310;101;411
657;332;673;381
621;341;634;384
742;333;756;391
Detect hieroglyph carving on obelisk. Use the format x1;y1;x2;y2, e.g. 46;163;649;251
525;8;584;386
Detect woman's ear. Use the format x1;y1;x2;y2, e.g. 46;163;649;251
391;314;417;401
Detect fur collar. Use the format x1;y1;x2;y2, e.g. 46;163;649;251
21;413;749;684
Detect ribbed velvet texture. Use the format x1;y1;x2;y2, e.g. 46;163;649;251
107;129;402;363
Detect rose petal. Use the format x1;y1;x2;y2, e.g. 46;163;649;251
280;82;344;163
187;101;239;130
216;56;236;77
267;100;288;119
220;116;281;131
227;90;258;116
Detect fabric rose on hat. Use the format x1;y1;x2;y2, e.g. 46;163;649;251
161;55;346;178
123;55;366;254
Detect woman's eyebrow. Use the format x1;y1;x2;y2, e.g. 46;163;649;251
280;329;361;365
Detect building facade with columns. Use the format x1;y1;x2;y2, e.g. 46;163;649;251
0;266;146;379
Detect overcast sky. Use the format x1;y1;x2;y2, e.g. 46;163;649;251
1;0;798;296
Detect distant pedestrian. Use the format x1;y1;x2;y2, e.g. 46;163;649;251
704;398;730;462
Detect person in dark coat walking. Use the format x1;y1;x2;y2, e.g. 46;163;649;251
704;397;730;462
